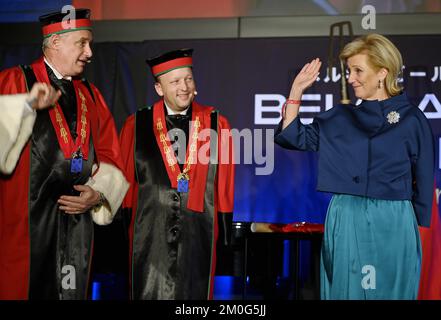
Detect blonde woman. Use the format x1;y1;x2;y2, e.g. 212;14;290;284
275;34;434;299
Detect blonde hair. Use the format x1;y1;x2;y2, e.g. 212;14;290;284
340;33;403;96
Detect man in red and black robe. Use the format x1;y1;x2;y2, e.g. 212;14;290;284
0;8;129;299
119;49;235;299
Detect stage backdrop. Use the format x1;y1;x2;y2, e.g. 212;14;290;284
1;35;440;224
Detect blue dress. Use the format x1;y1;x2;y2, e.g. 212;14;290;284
274;93;434;300
321;194;421;299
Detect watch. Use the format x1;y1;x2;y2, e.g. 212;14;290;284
94;191;106;209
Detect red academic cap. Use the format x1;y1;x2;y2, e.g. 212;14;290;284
146;48;193;78
39;8;92;38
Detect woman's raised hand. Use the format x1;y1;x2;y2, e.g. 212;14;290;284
289;58;321;99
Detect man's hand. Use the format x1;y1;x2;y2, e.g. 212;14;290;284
27;82;61;110
58;185;102;214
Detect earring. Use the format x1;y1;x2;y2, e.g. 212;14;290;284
378;80;383;89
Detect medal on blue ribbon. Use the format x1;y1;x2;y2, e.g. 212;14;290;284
70;149;83;173
177;172;190;193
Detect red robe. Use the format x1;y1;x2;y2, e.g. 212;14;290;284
418;187;441;299
0;58;126;299
119;100;234;299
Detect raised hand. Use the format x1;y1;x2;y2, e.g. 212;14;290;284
27;82;61;110
289;58;322;99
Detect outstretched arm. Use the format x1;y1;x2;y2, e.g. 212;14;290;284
0;82;60;174
275;58;322;152
26;82;61;110
282;58;321;129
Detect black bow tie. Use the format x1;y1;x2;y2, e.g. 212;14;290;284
53;77;72;92
166;114;190;135
166;114;190;129
46;67;72;92
167;114;189;121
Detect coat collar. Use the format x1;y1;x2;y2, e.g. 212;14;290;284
348;92;410;136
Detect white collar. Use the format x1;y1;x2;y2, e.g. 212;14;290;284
165;101;189;115
44;57;72;81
